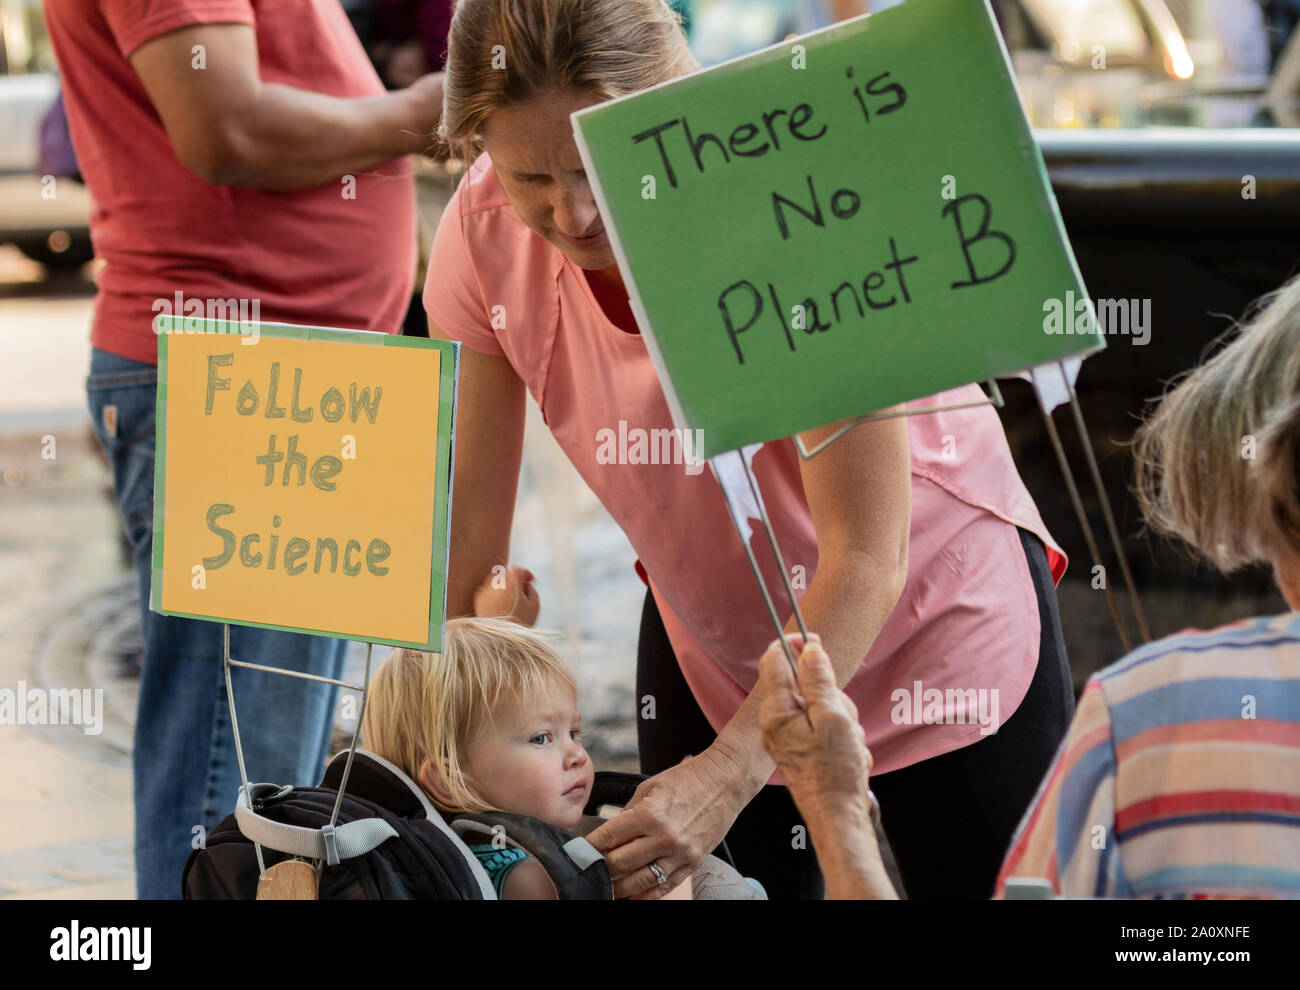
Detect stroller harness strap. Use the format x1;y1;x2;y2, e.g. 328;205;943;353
450;813;614;899
236;782;398;865
562;836;604;871
186;758;670;898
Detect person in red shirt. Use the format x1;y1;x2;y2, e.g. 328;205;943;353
43;0;441;898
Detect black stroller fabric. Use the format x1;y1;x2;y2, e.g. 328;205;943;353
182;750;640;900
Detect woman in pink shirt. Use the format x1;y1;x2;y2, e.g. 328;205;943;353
425;0;1074;900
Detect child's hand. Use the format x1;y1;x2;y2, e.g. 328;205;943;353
473;564;540;626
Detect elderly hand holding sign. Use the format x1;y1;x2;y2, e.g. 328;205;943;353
756;633;898;900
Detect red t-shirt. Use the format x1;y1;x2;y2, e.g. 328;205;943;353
44;0;416;364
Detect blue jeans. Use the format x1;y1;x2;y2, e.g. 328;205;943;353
86;347;347;899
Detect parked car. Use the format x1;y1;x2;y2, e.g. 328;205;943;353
689;0;1199;125
999;0;1199;126
0;0;93;271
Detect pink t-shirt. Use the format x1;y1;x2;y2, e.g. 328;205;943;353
425;155;1067;777
44;0;416;365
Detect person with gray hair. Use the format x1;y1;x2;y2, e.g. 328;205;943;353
758;275;1300;899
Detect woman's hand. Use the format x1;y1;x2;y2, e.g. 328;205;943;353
584;749;748;900
472;564;540;626
383;41;427;89
756;634;872;816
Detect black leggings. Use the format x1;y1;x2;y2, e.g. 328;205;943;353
635;527;1074;900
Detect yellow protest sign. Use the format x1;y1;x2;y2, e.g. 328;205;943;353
151;318;457;650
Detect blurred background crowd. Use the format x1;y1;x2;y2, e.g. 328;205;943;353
4;0;1299;275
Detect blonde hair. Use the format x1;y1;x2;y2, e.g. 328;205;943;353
361;617;578;814
1134;274;1300;573
439;0;698;163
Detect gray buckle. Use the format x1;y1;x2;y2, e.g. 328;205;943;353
321;823;340;866
253;784;293;810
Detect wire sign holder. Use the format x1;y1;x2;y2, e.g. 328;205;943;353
223;626;374;878
712;362;1150;675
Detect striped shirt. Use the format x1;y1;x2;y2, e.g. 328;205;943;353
996;612;1300;899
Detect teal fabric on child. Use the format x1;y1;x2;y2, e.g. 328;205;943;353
467;844;530;897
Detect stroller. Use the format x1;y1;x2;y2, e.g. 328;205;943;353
184;749;765;899
183;637;765;900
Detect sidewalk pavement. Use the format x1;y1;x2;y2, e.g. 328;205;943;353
0;428;135;898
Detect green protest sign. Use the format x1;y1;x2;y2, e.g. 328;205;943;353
573;0;1103;459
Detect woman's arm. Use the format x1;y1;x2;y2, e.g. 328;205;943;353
589;414;910;897
790;412;911;668
712;412;911;804
802;799;895;899
427;318;527;617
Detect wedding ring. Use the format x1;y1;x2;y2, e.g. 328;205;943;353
649;861;671;888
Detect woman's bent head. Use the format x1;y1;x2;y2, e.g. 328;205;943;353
440;0;696;163
440;0;697;270
1134;274;1300;595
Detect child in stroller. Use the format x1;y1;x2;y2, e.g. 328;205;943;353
361;575;693;899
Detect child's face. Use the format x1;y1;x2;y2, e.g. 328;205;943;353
462;678;594;830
